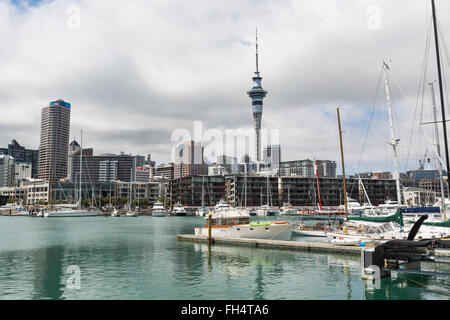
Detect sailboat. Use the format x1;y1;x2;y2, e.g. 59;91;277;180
256;173;280;216
44;130;99;217
126;175;138;217
196;176;209;217
280;186;298;216
111;180;120;217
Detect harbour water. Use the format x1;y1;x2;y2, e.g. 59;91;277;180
0;216;449;300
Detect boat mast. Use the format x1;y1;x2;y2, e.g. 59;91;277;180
79;130;83;209
314;160;323;210
337;107;348;216
431;0;449;220
244;165;248;208
201;176;205;207
430;82;446;215
382;62;402;206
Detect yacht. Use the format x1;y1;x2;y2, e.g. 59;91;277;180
195;208;294;241
44;208;99;218
44;200;99;218
196;206;209;217
111;208;121;217
152;202;167;217
126;208;138;217
214;200;231;212
280;203;298;216
337;198;368;215
256;205;280;217
1;201;26;216
172;203;187;216
45;131;100;218
293;221;335;238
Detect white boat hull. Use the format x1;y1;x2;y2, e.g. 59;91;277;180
195;224;295;241
293;229;328;237
152;211;166;217
44;210;99;217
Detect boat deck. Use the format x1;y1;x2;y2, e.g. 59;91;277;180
176;234;363;255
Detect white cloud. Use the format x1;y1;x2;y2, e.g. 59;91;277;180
0;0;449;174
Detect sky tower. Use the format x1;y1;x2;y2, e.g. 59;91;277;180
247;29;268;162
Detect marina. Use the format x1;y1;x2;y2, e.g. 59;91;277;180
1;0;450;305
0;215;449;300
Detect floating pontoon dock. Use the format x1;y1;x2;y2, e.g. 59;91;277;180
177;234;363;255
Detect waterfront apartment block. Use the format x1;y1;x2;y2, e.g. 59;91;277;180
0;180;49;205
0;140;39;179
226;175;397;207
38;100;71;181
169;176;225;207
167;174;397;208
226;175;279;207
0;180;166;206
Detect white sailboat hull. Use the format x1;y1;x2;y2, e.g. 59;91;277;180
44;210;99;217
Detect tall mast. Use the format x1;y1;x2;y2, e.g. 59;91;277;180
383;62;402;206
79;130;83;209
431;0;449;219
244;165;248;207
430;82;446;216
201;176;205;207
314;160;323;210
337;107;348;216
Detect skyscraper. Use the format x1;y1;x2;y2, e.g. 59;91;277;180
174;141;205;179
247;30;268;162
38;99;71;182
263;145;281;169
0;140;39;178
0;155;15;187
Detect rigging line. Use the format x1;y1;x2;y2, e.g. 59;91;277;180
350;65;383;197
437;17;450;68
355;66;383;168
406;15;433;172
436;18;450;119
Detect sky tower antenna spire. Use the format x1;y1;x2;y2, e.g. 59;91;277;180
256;27;260;75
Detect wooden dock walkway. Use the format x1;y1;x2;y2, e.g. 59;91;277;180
177;234;363;255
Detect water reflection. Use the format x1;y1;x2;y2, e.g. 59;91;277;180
364;273;450;300
32;246;65;300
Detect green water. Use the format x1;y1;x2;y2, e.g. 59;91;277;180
0;216;449;300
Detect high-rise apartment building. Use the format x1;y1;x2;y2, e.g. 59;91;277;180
0;155;15;187
174;141;205;179
0;140;39;178
155;163;175;180
279;159;337;178
263;145;281;169
38;99;71;181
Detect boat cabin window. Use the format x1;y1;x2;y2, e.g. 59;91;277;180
212;217;250;226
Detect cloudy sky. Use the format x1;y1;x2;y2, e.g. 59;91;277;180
1;0;449;174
